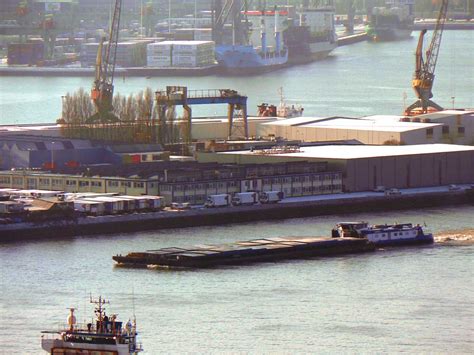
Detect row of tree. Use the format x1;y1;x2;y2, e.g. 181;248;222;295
59;88;185;145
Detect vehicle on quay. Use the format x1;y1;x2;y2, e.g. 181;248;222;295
231;192;258;206
41;296;142;354
332;221;434;247
204;194;230;208
384;188;401;196
259;191;284;204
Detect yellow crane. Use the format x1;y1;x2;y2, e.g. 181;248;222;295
405;0;449;116
88;0;122;123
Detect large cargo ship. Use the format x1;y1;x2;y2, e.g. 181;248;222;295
283;6;338;64
215;9;288;74
367;0;414;41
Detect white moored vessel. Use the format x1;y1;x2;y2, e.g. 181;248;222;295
41;296;142;355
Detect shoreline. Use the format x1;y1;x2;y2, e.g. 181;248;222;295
1;189;472;243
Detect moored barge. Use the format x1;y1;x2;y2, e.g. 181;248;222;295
113;236;375;268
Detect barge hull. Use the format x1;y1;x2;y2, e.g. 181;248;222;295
113;237;375;268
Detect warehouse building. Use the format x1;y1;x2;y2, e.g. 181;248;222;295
196;144;474;192
0;135;167;170
256;110;474;145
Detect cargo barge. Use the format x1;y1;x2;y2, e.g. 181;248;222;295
112;236;375;268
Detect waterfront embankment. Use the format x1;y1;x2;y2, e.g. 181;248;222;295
2;188;472;242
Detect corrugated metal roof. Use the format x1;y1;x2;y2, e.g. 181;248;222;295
261;116;327;126
220;144;474;160
302;118;441;132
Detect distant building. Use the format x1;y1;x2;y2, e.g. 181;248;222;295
257;110;474;145
196;143;474;192
0;160;342;205
0;135;166;170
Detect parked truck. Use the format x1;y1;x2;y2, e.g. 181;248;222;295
204;194;230;208
259;191;284;204
231;192;258;206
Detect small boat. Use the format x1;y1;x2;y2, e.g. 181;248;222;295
257;87;304;118
332;221;434;247
41;296;142;354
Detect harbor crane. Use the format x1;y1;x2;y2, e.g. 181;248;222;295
405;0;448;116
88;0;122;123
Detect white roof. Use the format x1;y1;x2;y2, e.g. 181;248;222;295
416;110;474;120
301;117;441;132
261;116;326;126
220;144;474;160
261;115;441;132
148;40;213;46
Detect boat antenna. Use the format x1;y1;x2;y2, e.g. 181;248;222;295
132;285;136;319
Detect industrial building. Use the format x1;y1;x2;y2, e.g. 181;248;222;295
0;135;167;170
0;160;342;205
256;110;474;145
196;144;474;192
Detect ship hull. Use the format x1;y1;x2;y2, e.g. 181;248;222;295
287;42;337;65
370;234;434;247
215;45;288;75
367;26;412;41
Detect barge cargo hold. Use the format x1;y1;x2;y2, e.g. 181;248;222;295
112;236;375;268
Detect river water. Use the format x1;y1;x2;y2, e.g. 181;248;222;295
0;206;473;354
0;31;474;354
0;31;473;123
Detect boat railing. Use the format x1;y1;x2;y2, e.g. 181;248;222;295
50;321;131;336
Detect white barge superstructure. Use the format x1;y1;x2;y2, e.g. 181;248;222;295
333;221;434;246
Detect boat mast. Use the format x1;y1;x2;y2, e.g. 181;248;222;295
90;295;109;333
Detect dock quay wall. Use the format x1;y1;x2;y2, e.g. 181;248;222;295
1;190;472;242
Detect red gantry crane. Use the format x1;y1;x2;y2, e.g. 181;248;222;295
405;0;449;116
88;0;122;123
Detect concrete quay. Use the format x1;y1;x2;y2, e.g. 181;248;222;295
1;187;472;242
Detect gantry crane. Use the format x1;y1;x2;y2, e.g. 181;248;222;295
405;0;449;115
88;0;122;123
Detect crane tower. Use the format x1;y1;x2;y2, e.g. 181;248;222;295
405;0;449;115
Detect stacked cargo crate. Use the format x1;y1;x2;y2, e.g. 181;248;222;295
146;41;173;67
193;28;213;41
171;41;215;68
80;41;149;67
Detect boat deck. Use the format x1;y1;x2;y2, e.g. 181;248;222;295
113;236;375;268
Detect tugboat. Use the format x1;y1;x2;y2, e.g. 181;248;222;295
41;296;142;354
332;221;434;247
257;87;304;118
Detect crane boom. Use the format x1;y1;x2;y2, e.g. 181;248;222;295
89;0;122;123
405;0;448;115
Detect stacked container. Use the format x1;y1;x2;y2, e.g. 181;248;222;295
80;41;149;67
193;28;213;41
147;41;173;67
7;42;44;65
171;41;215;68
